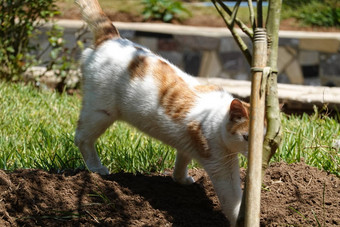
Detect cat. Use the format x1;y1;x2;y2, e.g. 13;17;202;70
74;0;250;225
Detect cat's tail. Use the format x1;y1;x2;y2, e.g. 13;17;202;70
75;0;120;47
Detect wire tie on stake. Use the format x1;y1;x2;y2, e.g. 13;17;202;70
251;67;271;97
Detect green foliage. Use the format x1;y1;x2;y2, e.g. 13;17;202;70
282;0;311;9
0;81;82;171
141;0;191;22
0;82;339;176
0;82;182;173
96;124;177;174
0;0;59;80
43;24;84;92
282;0;340;27
274;107;340;177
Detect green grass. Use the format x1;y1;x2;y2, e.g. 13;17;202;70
274;108;340;176
0;81;339;176
281;0;340;28
0;81;177;173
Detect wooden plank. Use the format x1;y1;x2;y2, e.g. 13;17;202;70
197;77;340;110
51;20;340;41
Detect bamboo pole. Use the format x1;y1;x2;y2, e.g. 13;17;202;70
244;28;267;227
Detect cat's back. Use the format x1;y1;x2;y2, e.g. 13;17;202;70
81;37;200;92
81;39;148;78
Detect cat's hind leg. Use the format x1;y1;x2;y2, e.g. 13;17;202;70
75;106;116;175
172;151;195;185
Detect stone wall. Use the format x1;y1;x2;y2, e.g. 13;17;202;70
34;20;340;87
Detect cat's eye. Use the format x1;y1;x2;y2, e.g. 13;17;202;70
243;134;249;141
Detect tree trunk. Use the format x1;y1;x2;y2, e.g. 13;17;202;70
211;1;283;226
262;0;282;175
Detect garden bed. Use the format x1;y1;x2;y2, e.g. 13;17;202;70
1;2;339;226
1;162;339;226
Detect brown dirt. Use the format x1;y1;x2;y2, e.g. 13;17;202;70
0;162;339;226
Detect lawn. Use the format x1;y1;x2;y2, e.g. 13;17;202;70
0;81;339;176
0;82;177;173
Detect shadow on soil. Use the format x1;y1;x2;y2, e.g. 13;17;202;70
103;173;229;226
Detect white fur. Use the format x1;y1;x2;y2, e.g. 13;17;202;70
75;38;248;226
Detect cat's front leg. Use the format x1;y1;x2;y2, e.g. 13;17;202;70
202;156;242;227
172;151;195;185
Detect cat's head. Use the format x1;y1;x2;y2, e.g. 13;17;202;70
223;99;252;156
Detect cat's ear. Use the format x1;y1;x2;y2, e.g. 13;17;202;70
229;99;249;122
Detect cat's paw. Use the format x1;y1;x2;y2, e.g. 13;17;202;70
89;166;110;175
173;176;195;185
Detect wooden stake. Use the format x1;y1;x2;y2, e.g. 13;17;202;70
210;1;283;225
244;28;267;227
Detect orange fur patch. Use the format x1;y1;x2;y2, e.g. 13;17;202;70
194;85;222;93
227;101;250;134
77;0;119;47
94;13;120;47
230;100;250;122
227;119;249;135
95;25;119;47
128;55;148;79
187;121;211;159
153;60;196;122
241;101;250;110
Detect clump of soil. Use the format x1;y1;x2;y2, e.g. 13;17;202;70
260;162;339;226
0;162;339;226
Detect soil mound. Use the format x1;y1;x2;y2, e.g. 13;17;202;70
0;162;339;226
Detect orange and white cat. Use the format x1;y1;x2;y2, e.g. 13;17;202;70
74;0;250;225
